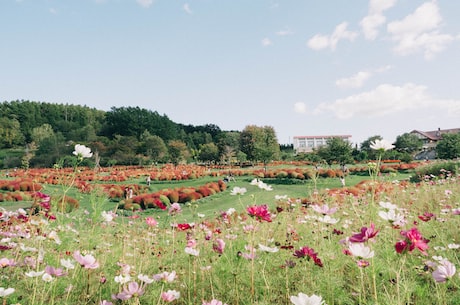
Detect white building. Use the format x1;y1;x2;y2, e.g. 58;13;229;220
293;135;352;154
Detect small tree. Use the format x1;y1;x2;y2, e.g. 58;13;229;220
436;133;460;159
167;140;190;165
240;125;280;169
394;133;423;154
316;137;353;166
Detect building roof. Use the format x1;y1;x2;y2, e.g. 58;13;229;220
411;128;460;141
293;135;352;139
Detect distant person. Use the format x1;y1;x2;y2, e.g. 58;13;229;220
146;176;151;186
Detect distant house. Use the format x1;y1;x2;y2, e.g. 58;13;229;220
410;128;460;150
293;135;352;154
410;127;460;160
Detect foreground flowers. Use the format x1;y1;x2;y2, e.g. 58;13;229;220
290;292;327;305
432;259;456;283
247;204;272;222
73;144;93;159
370;139;395;151
395;227;429;256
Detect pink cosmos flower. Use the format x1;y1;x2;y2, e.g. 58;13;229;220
161;290;180;302
168;203;182;215
73;251;99;269
213;239;225;255
145;217;158;227
114;282;145;300
432;259;456;283
349;223;379;243
0;258;16;268
45;265;67;277
246;204;272;222
153;270;177;282
311;204;337;215
395;227;429;256
293;246;323;267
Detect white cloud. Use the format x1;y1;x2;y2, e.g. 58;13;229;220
49;8;58;15
137;0;154;8
276;28;293;36
335;71;371;89
315;83;460;119
387;2;455;59
307;22;358;51
294;102;307;114
360;0;397;40
335;65;392;89
261;38;273;47
183;3;193;14
369;0;398;15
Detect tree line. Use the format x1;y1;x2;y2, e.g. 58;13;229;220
0;100;281;168
1;100;459;169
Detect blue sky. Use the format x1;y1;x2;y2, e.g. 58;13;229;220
2;0;460;145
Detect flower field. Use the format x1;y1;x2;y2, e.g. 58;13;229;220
0;145;459;305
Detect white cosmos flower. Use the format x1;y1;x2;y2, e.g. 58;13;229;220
42;273;54;282
0;287;15;297
25;270;45;277
114;274;132;284
138;274;154;284
230;187;247;196
370;139;395;151
60;258;75;270
348;243;375;259
73;144;93;159
258;244;279;253
290;292;327;305
101;211;115;222
184;247;200;256
317;215;339;224
379;201;398;210
378;209;406;226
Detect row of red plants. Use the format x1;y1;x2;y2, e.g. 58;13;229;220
114;180;227;211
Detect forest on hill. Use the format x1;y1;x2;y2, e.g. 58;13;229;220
0;100;283;169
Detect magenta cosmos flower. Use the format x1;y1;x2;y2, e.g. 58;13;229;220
395;227;429;256
246;204;272;222
73;251;100;269
349;223;379;243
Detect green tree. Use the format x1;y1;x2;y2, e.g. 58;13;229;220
0;117;24;148
198;143;219;163
240;125;280;167
316;137;353;166
140;131;168;163
31;124;55;146
167;140;190;165
436;133;460;159
217;131;241;165
394;133;423;153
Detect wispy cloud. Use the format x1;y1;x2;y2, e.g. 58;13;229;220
387;2;455;59
307;22;358;51
360;0;397;40
137;0;154;8
293;102;307;114
315;83;460;119
335;71;371;89
276;28;293;36
261;38;273;47
183;3;193;14
335;65;392;89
